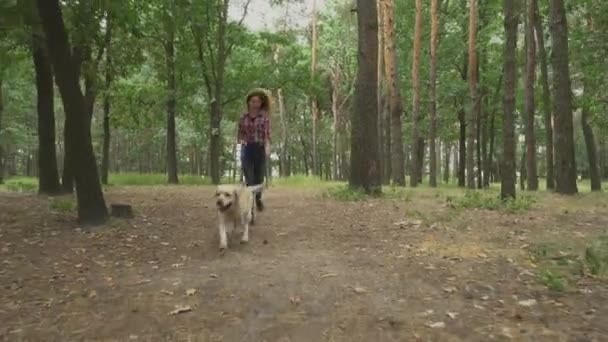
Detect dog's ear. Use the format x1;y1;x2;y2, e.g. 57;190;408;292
233;189;239;200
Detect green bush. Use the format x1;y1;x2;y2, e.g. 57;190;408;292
108;173;213;186
1;177;38;192
323;185;368;201
585;236;608;276
49;197;75;213
452;191;535;212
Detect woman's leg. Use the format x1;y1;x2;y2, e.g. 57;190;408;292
252;144;266;205
243;144;255;186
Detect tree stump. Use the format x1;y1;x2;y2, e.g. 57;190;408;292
111;203;134;219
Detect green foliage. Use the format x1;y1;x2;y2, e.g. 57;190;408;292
49;197;75;213
539;268;566;292
324;185;368;201
585;236;608;276
107;173;214;186
452;191;536;212
0;176;37;192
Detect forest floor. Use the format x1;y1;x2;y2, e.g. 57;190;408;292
1;183;608;341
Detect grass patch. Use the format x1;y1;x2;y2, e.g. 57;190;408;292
539;268;566;292
585;236;608;277
450;190;536;212
272;175;342;189
0;177;38;192
528;236;608;291
323;185;368;201
107;173;214;186
49;197;75;213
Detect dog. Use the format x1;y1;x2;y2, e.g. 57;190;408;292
214;183;264;251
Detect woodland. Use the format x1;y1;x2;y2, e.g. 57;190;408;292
0;0;607;340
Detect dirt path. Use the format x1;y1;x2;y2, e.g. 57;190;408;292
1;186;607;341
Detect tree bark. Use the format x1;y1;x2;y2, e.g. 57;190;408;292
524;0;538;190
277;88;288;177
410;0;423;187
458;108;466;187
443;142;451;183
501;0;518;200
350;0;381;194
381;0;405;186
0;78;4;184
534;0;554;190
36;0;108;224
165;8;179;185
208;0;229;184
549;0;577;194
429;0;439;187
33;33;62;195
581;96;601;191
101;18;113;185
377;3;388;184
311;0;319;176
466;0;478;190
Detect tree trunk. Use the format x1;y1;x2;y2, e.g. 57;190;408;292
501;0;518;200
458;108;466;187
443;142;451;183
311;0;319;176
381;0;405;186
61;123;74;192
165;13;179;185
524;0;538;190
476;88;483;189
101;17;113;185
599;137;607;180
208;0;229;185
487;73;502;185
0;78;4;184
36;0;108;224
466;0;478;190
429;0;439;187
520;149;527;191
377;4;388;184
33;33;62;195
410;0;423;187
581;99;601;191
534;0;554;190
383;90;392;183
549;0;577;194
277;88;288;177
350;0;381;194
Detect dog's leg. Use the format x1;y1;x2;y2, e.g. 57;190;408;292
218;215;228;251
241;214;250;244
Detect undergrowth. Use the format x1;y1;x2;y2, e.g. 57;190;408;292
528;235;608;291
450;190;536;212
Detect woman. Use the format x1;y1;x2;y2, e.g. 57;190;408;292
238;89;271;211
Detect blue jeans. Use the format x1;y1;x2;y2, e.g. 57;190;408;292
242;143;265;200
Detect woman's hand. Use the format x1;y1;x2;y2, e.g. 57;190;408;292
264;144;271;158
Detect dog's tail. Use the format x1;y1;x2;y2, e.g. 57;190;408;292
247;184;264;193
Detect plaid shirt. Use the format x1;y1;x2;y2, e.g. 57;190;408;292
238;111;271;144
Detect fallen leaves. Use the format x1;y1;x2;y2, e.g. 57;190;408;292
426;321;446;329
168;305;192;315
446;311;458;319
517;299;537;307
185;288;197;296
353;287;368;294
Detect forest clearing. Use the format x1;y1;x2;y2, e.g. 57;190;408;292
1;179;608;341
2;0;608;340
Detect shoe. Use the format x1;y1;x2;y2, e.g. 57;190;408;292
256;198;264;212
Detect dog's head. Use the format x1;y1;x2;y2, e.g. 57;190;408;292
215;185;238;212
